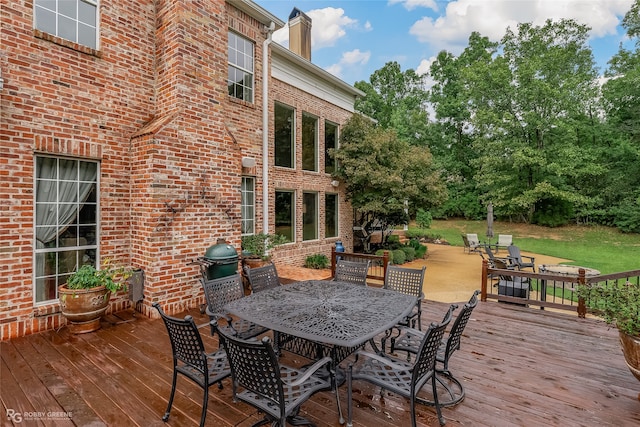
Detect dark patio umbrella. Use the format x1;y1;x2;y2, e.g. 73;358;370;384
486;202;494;239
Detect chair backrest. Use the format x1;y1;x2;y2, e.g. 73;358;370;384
497;234;512;246
412;304;455;383
334;259;370;286
442;291;479;364
244;263;281;293
214;323;284;415
383;265;425;298
461;234;470;247
484;244;497;261
153;302;207;374
507;244;523;261
201;274;244;318
466;233;480;246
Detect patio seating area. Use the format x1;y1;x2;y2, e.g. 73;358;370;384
2;295;638;426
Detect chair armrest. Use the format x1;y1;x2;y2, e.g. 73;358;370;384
521;255;535;262
286;356;332;387
352;350;412;371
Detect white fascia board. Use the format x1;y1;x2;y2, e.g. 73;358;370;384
227;0;285;29
271;43;364;113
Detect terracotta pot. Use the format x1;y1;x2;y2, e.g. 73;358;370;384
242;257;270;269
619;330;640;383
58;285;111;333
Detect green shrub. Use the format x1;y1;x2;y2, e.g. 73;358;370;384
375;249;392;264
408;238;422;249
401;246;415;262
416;208;433;229
304;254;329;269
405;228;438;240
392;249;406;265
415;244;427;259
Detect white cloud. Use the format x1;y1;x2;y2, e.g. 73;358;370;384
409;0;633;55
273;7;364;50
388;0;439;11
416;57;434;77
308;8;358;49
325;49;371;78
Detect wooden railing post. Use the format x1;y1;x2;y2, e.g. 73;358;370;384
481;258;488;302
382;250;389;280
331;246;337;278
577;268;587;318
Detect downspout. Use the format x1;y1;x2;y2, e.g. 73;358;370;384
262;22;275;233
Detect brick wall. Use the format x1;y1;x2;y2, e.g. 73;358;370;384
1;0;157;339
0;1;356;339
268;79;354;266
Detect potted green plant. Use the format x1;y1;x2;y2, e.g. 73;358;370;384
241;233;289;267
59;259;132;334
577;281;640;382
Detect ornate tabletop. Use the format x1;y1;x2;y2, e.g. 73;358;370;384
224;280;417;348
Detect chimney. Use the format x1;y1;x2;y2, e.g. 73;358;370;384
288;8;312;61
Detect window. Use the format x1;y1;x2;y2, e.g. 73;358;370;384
34;156;98;304
241;177;255;235
34;0;99;50
303;192;318;241
325;193;338;238
275;191;294;242
228;31;254;102
325;121;338;174
302;113;318;171
274;103;294;168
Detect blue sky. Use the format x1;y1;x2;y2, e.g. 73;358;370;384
255;0;635;86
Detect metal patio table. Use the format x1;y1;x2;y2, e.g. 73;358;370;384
223;279;418;424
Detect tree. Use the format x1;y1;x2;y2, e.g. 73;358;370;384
429;32;498;219
466;19;602;224
354;62;431;146
599;0;640;232
332;115;446;247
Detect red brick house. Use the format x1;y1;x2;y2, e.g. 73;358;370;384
0;0;363;339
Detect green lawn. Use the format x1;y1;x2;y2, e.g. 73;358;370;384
415;219;640;274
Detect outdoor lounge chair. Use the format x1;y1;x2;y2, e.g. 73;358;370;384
482;244;516;269
507;244;536;271
463;233;482;254
495;234;513;252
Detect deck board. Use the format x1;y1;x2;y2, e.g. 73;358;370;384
2;298;639;426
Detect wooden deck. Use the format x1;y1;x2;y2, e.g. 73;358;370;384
2;299;639;426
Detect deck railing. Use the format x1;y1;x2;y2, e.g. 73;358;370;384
330;248;390;286
480;259;640;317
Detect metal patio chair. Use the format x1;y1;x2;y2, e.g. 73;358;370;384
201;273;269;339
346;304;455;427
153;303;231;427
333;259;370;286
384;265;426;329
244;263;282;293
390;290;480;406
214;321;332;427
